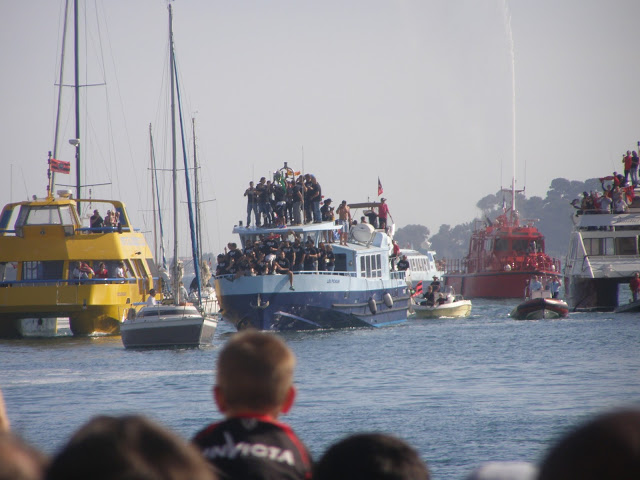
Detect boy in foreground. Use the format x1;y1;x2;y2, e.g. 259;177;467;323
193;331;311;480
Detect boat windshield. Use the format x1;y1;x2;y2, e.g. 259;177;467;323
17;205;75;227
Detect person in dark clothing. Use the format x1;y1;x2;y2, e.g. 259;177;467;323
192;331;311;480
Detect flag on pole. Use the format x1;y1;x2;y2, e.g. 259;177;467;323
50;158;71;174
378;177;383;196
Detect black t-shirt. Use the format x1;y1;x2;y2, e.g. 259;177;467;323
303;247;317;270
275;257;291;271
216;259;229;275
193;415;312;480
396;259;410;271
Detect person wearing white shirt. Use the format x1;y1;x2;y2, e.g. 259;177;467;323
146;288;157;306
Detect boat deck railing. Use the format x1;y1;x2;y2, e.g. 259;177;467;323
0;277;140;287
216;270;406;281
444;255;561;275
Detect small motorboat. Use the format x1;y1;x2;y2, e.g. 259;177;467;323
121;305;217;349
510;290;569;320
411;285;472;319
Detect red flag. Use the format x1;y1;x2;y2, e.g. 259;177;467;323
50;158;71;174
378;177;383;196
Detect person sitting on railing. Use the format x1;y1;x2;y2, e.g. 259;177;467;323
273;250;295;290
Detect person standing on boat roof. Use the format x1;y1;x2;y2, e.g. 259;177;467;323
622;151;633;185
336;200;351;246
630;272;640;303
631;151;639;187
292;176;304;225
378;198;390;230
244;181;259;227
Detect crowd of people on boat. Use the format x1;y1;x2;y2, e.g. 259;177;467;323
3;329;639;480
215;237;337;289
241;170;392;236
571;162;639;215
69;260;127;282
89;209;123;231
243;171;329;228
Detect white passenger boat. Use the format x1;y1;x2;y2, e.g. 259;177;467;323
215;187;411;331
399;248;444;286
121;305;216;348
564;195;640;311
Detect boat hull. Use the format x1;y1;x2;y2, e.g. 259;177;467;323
444;271;561;299
0;282;145;337
509;297;569;320
215;274;410;331
412;300;472;319
121;307;217;348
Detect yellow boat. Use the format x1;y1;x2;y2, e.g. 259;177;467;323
0;191;157;338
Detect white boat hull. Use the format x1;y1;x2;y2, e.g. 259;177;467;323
121;305;217;348
412;300;472;319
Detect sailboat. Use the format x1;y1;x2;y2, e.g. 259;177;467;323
120;4;217;349
0;0;158;338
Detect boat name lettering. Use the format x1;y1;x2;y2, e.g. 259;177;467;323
119;237;146;246
326;279;340;284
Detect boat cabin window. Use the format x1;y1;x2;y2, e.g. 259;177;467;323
22;206;63;225
494;238;509;252
512;239;530;252
359;253;382;278
334;253;347;272
22;261;64;281
616;237;637;255
0;263;17;282
583;237;628;256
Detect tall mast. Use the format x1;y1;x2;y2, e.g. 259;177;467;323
149;124;158;263
51;0;71;195
74;0;81;201
192;117;202;284
169;4;180;304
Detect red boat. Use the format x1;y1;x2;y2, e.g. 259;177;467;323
443;200;562;299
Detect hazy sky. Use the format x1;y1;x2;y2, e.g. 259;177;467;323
2;0;640;257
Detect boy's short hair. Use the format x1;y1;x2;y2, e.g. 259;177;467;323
216;330;295;412
314;433;430;480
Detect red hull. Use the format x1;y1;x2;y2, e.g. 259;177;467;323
444;271;561;299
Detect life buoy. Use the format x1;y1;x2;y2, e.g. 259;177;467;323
368;297;377;314
383;292;393;308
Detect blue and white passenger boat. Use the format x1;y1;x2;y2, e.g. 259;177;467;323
215;220;411;331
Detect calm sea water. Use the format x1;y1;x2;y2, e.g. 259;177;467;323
1;299;639;479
